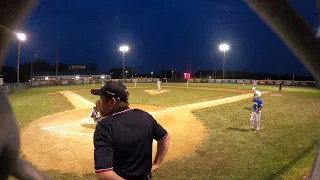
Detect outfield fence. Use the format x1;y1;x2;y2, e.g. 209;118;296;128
30;78;317;87
0;78;318;94
0;82;31;94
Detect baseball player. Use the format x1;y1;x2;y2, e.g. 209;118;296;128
252;81;257;94
278;81;283;92
250;90;263;132
89;100;102;123
157;79;161;91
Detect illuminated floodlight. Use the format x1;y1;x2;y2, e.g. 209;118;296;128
219;44;230;51
16;33;26;41
119;45;129;52
45;77;49;80
101;76;105;79
75;76;80;80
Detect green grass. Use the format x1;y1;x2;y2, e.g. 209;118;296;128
76;87;242;107
8;88;77;180
9;91;74;128
7;83;320;179
8;90;75;128
152;91;320;180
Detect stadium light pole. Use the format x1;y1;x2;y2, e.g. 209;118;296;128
218;43;230;79
16;32;26;84
32;54;39;84
119;45;129;79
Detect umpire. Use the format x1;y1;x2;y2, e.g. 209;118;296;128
91;81;170;180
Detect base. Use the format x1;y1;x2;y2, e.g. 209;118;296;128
80;118;97;129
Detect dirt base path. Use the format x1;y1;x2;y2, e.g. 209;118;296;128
21;90;255;174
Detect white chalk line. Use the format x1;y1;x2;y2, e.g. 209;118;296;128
42;90;257;137
42;127;93;137
148;93;253;115
66;90;95;107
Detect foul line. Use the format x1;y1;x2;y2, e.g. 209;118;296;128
66;90;95;107
148;93;253;115
42;127;93;137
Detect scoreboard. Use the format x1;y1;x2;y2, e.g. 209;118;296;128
184;73;191;79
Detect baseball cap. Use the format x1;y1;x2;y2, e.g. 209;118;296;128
91;81;129;103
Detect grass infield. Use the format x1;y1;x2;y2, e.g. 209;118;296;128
77;87;242;107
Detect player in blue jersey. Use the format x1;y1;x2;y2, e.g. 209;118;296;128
250;90;263;131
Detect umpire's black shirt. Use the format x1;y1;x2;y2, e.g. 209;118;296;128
94;106;168;179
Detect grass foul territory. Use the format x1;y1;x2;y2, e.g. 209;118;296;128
9;91;75;128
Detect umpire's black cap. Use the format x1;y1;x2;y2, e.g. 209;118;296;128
91;81;129;103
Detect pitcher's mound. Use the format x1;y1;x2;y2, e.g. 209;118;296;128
144;90;170;95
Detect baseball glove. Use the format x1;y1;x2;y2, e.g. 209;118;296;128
244;107;253;111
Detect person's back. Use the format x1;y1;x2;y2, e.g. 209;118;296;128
92;81;170;180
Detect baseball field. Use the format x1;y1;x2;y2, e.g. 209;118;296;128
8;83;320;179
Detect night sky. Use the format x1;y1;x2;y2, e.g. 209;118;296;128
4;0;318;76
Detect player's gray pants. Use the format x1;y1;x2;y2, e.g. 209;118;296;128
250;111;261;130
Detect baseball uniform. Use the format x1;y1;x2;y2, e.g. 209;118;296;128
252;81;257;94
250;97;263;131
278;82;283;92
157;79;161;91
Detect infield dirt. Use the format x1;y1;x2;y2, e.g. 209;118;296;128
21;89;253;174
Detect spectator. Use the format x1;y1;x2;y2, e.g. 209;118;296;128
91;81;170;180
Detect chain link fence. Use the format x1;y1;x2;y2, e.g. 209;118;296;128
0;82;31;94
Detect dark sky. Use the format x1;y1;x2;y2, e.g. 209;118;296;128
4;0;318;75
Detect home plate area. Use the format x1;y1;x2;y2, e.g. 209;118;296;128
144;89;171;95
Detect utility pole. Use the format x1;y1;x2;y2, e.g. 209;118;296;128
293;73;295;86
56;51;59;79
172;68;174;79
32;54;39;85
175;68;177;79
214;69;216;79
17;41;21;83
190;60;192;75
223;50;226;79
151;68;154;78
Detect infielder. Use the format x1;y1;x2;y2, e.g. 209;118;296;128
250;90;263;132
252;81;257;94
157;79;161;91
278;81;283;92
